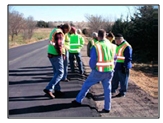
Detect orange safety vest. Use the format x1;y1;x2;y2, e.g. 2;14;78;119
94;41;116;72
116;41;131;63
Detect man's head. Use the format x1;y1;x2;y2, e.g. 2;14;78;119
115;33;124;45
77;29;82;34
106;32;115;41
49;28;64;42
70;26;76;34
62;23;71;34
91;32;98;40
98;29;106;41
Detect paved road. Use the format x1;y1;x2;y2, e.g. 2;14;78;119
8;40;100;118
8;40;159;119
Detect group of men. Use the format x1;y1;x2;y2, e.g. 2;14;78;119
43;23;133;113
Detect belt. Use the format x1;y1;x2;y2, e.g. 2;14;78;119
47;53;61;58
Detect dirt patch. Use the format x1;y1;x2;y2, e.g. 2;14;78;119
130;63;158;98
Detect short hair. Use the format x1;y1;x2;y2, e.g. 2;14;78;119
115;33;123;38
115;33;124;40
98;29;106;38
107;32;114;38
62;23;71;30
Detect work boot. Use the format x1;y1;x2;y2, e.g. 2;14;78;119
43;89;55;99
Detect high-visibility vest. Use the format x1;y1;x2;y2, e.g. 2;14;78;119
47;28;65;55
94;40;116;72
116;41;131;63
69;34;84;53
64;33;70;50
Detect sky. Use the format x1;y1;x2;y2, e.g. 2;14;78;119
9;5;139;22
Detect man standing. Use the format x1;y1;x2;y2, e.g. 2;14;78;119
72;29;116;113
43;28;65;99
87;32;98;57
69;26;85;75
60;23;71;82
111;34;132;97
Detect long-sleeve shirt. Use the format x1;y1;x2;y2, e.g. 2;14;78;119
115;41;132;70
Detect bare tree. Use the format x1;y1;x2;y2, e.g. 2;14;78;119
22;16;36;40
9;10;24;41
75;21;88;30
85;14;113;34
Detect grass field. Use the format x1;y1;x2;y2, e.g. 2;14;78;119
9;28;53;48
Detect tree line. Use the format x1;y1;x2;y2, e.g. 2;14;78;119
112;6;158;63
84;5;158;63
8;5;158;63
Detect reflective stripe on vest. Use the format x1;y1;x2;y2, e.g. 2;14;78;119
69;34;81;53
48;41;65;55
116;41;131;63
95;42;114;72
50;41;55;45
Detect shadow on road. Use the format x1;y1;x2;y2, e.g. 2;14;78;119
9;90;81;102
9;102;90;115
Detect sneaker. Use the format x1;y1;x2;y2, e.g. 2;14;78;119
71;100;81;107
115;93;125;97
100;109;110;113
43;89;55;99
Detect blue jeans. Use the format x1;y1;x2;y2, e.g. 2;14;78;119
45;56;64;92
111;69;129;95
76;70;113;111
62;50;69;80
69;52;84;74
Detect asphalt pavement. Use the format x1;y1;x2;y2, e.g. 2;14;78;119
8;40;159;119
8;40;100;118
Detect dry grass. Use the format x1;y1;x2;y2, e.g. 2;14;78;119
130;63;158;98
9;28;53;48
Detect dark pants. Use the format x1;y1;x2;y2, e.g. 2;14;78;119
69;52;84;74
111;69;129;95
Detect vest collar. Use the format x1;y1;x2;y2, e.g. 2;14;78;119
117;40;125;46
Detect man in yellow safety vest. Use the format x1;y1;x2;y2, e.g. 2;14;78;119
69;26;85;75
111;34;132;98
72;29;116;113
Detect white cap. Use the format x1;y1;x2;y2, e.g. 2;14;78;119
77;29;82;34
92;32;98;38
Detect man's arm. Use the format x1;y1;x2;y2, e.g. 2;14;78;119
87;41;91;57
89;46;97;70
80;36;85;47
124;46;132;69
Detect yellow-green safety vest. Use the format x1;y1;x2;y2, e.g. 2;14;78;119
47;28;65;55
94;40;116;72
116;41;131;63
69;34;85;53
